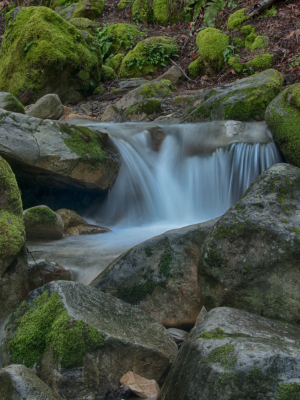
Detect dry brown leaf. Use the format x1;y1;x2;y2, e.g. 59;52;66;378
284;29;300;41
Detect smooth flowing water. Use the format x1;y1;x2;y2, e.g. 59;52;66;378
26;120;283;284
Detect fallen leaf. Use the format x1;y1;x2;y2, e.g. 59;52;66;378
285;29;300;40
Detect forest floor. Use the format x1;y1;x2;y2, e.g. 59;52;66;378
0;0;299;116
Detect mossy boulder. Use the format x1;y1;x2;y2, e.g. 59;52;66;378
182;69;283;122
132;0;154;24
92;219;218;329
227;8;248;30
115;79;174;109
198;163;300;325
101;65;117;81
189;28;229;78
1;281;177;399
228;53;274;76
23;205;64;240
0;6;102;104
105;53;124;71
0;110;120;192
265;83;300;167
124;99;162;119
69;17;96;31
159;306;300;400
0;92;25;114
119;36;178;78
0;365;63;400
132;0;183;25
55;0;104;20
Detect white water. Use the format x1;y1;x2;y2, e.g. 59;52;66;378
26;121;283;284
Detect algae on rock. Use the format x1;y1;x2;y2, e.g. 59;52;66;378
0;6;102;103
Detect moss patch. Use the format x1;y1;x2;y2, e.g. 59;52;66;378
25;206;57;225
59;124;107;164
158;251;172;277
0;6;102;102
227;8;248;30
101;65;117;81
8;290;105;368
278;382;300;400
2;94;25;114
229;54;274;76
116;279;157;305
200;344;236;370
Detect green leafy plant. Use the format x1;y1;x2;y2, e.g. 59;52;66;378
125;43;178;70
290;53;300;70
227;0;240;8
223;45;235;62
203;0;225;26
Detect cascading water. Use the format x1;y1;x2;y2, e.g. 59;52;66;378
27;120;283;285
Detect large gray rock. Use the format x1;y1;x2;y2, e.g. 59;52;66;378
0;110;120;192
159;307;300;400
265;83;300;167
25;94;64;120
0;364;63;400
198;163;300;325
1;281;177;399
92;219;218;329
0;92;25;114
24;206;64;240
181;69;283;122
158;65;185;86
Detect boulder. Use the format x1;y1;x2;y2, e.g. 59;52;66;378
101;105;120;122
158;65;185;86
158;307;300;400
1;281;177;399
65;223;111;235
25;94;64;120
92;219;218;329
148;125;166;151
0;111;120;192
198;163;300;325
182;69;283;122
0;156;28;321
24;206;64;240
188;28;229;78
56;0;104;20
119;37;179;78
55;208;86;231
0;92;25;114
115;80;173;110
118;79;149;89
28;259;72;291
0;7;102;104
120;371;160;398
0;364;63;400
123;99;162;121
265;83;300;167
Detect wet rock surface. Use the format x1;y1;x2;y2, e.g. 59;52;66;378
159;307;300;400
28;259;72;291
198;163;300;325
1;281;177;399
92;219;218;329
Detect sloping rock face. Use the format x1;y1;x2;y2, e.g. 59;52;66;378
0;110;120;194
266;83;300;167
1;281;177;399
0;364;63;400
198;163;300;325
181;69;283;122
158;307;300;400
92;219;218;329
0;156;28;322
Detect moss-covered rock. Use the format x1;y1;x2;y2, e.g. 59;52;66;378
56;0;104;20
265;83;300;167
159;306;300;400
153;0;184;26
198;163;300;326
105;53;124;71
0;92;25;114
119;36;178;78
191;28;229;78
124;99;162;119
23;205;64;240
228;53;274;76
227;8;248;30
69;17;96;31
101;65;117;81
131;0;154;24
182;69;282;122
1;281;177;398
0;6;102;103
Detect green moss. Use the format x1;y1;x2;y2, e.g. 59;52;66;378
105;53;124;71
69;17;96;31
25;206;57;224
240;24;255;38
126;99;162;116
93;85;105;95
214;223;245;242
8;290;105;368
263;6;277;18
3;94;25;114
137;80;173;99
0;7;102;102
201;344;236;370
195;327;229;340
152;0;184;26
229;54;274;76
116;279;157;305
188;57;204;78
132;0;154;24
233;36;245;49
145;246;153;257
251;35;266;51
59;124;107;164
278;382;300;400
195;28;229;76
158;251;172;277
101;65;116;81
227;8;248;30
245;31;258;50
119;36;178;78
117;0;131;10
65;0;105;20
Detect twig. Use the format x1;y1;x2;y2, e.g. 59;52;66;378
26;247;39;266
170;59;192;81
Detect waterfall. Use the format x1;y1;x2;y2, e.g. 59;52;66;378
89;121;283;227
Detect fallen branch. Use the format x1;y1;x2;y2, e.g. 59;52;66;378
248;0;277;18
170;59;192;82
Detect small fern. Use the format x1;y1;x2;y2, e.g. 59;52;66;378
203;0;225;26
193;0;207;20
